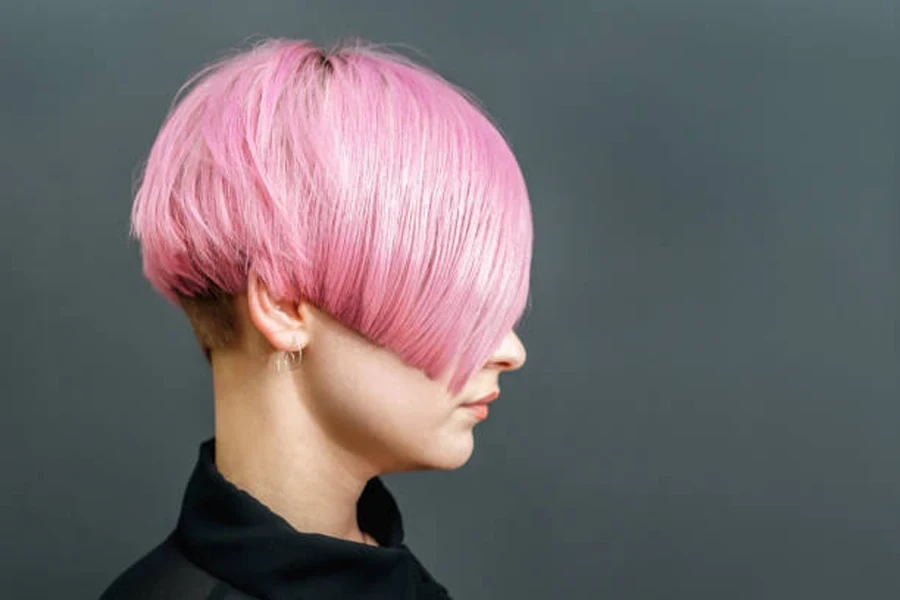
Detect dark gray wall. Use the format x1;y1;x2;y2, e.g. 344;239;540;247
2;1;897;598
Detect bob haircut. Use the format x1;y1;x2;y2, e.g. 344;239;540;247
131;38;533;396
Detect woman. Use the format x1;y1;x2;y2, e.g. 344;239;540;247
100;37;532;600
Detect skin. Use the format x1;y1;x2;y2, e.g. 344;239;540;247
211;269;527;547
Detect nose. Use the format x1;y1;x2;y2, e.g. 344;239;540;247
486;330;527;372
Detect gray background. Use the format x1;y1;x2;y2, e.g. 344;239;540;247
2;1;897;598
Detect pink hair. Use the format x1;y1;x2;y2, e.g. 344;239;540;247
130;38;532;395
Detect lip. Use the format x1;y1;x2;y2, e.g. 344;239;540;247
463;403;490;421
462;390;500;406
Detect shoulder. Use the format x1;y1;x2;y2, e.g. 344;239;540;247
99;532;250;600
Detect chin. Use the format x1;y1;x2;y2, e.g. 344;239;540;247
426;432;476;471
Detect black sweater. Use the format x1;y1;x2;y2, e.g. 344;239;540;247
99;439;452;599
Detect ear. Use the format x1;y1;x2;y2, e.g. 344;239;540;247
245;269;311;353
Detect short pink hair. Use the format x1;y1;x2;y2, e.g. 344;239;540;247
131;38;533;395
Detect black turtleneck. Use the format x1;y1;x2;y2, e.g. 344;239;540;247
99;439;452;599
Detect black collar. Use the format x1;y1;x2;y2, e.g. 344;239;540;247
174;438;450;599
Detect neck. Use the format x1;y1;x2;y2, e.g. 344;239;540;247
210;351;379;546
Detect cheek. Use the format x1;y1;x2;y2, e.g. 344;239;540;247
348;376;448;438
307;353;448;443
310;365;475;471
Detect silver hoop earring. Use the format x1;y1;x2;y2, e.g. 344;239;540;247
276;337;303;372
